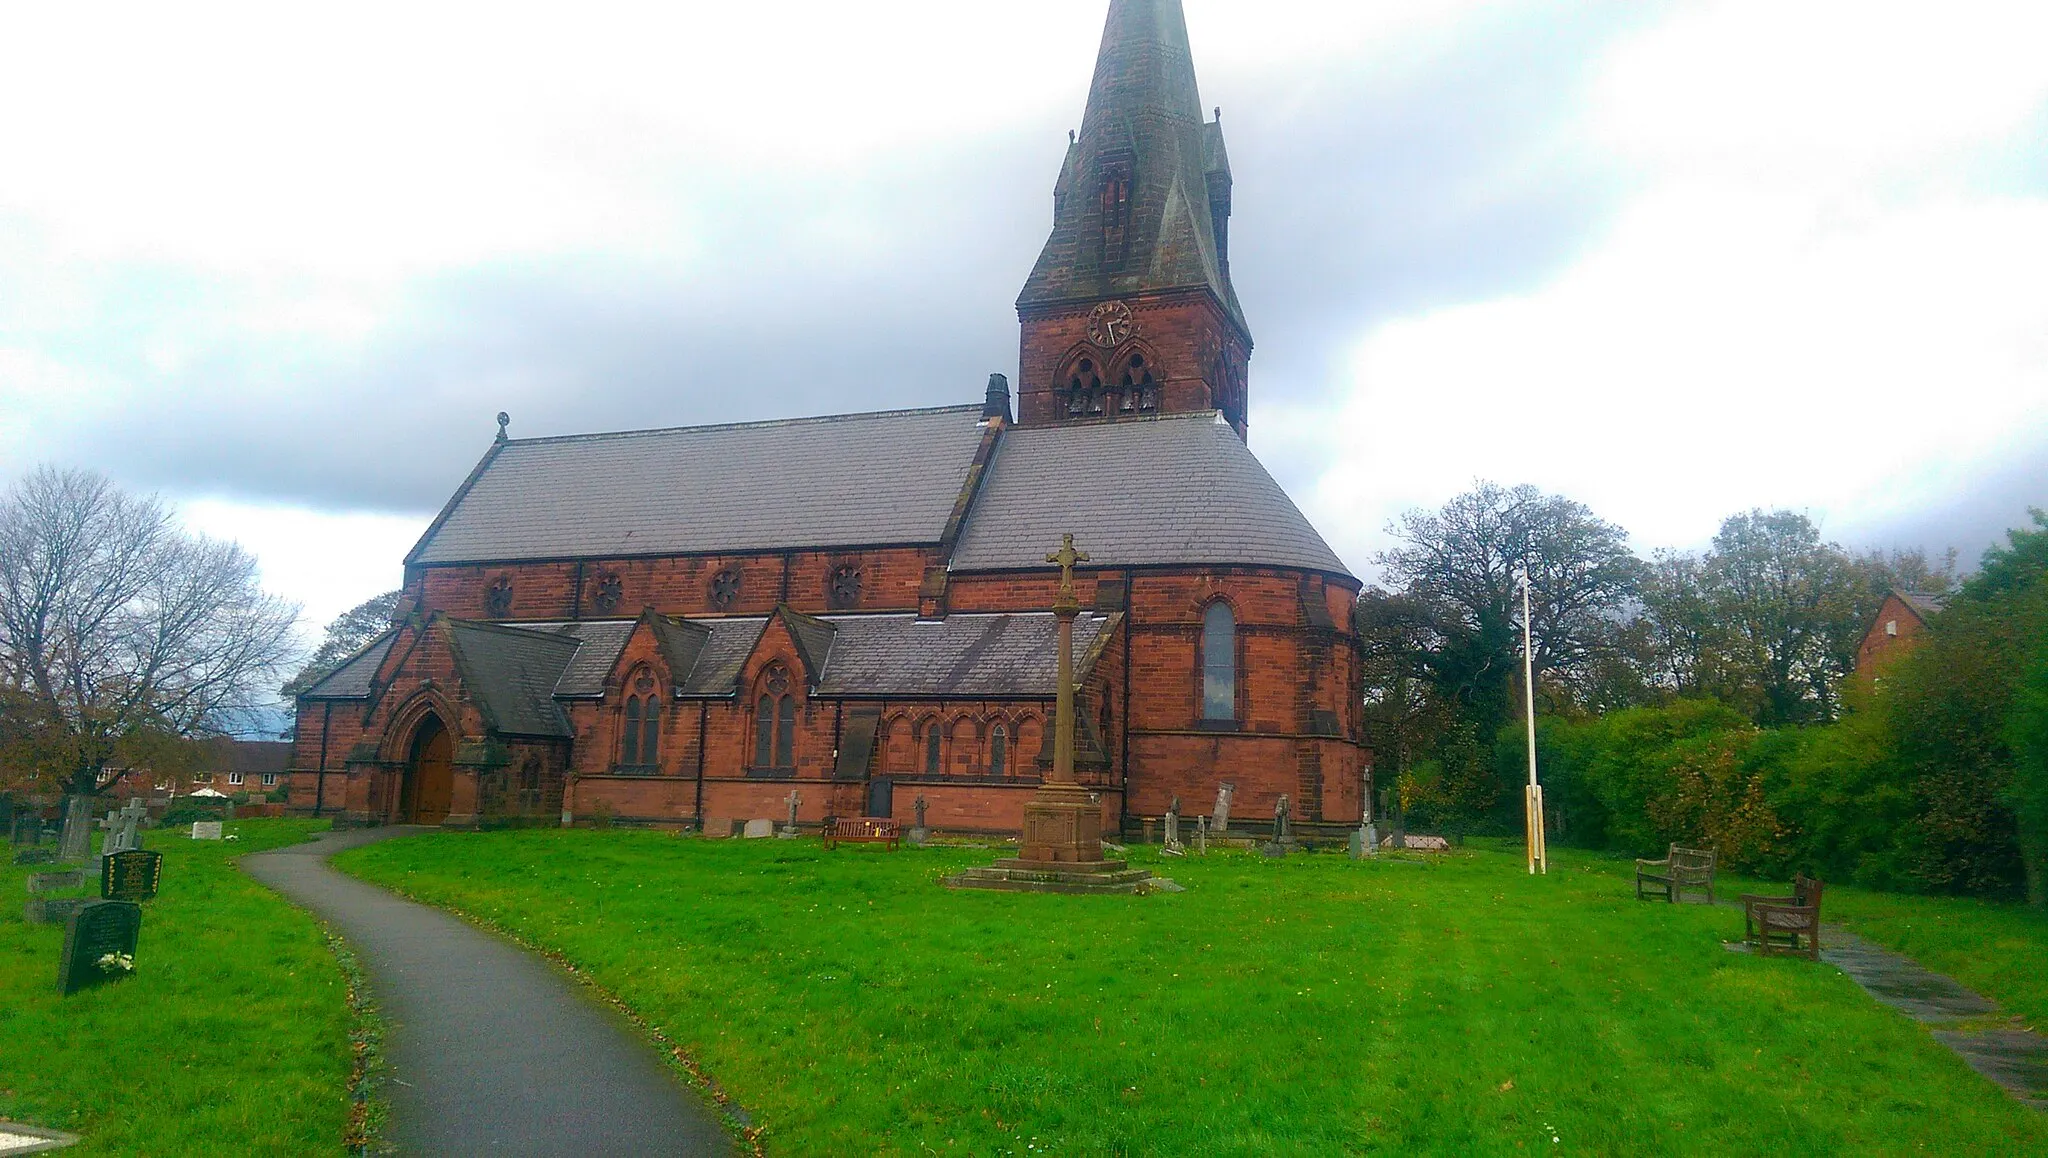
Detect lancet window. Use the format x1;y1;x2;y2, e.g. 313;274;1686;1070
754;664;796;770
620;671;661;769
1202;602;1236;723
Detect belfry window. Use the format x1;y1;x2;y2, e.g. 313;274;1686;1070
1100;161;1132;266
1202;602;1236;722
754;664;796;769
1118;353;1157;412
1067;358;1104;417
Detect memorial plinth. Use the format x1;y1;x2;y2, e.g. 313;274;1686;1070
945;535;1166;896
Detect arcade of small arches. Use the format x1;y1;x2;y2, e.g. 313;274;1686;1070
1062;345;1160;418
879;711;1050;780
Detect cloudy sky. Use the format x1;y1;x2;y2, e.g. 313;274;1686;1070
4;0;2045;643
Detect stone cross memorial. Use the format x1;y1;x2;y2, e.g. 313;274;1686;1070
58;899;142;996
909;795;930;846
780;789;802;838
102;850;164;902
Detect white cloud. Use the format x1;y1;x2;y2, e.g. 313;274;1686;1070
1292;0;2048;574
177;499;425;645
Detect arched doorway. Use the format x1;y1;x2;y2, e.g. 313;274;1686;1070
401;715;454;825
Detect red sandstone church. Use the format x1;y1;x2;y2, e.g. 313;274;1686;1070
287;0;1366;838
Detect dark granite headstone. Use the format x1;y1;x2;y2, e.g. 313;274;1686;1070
58;900;142;995
102;850;163;902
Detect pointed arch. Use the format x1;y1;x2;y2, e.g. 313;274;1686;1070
1056;347;1108;417
1201;599;1237;723
752;662;797;770
1109;344;1161;413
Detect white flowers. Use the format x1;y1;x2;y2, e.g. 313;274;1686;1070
96;952;135;974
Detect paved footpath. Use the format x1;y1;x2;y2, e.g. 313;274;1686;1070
245;827;733;1156
1723;912;2048;1111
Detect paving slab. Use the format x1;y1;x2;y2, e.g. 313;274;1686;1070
246;827;733;1156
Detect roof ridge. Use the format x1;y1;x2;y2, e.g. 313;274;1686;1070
446;618;586;649
499;404;984;448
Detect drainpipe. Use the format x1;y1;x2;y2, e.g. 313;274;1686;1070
693;700;709;829
314;702;333;817
1119;574;1134;840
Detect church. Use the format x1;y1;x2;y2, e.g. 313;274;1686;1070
287;0;1366;840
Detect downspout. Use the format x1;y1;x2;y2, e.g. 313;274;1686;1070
693;700;708;829
314;702;333;817
778;551;794;605
1120;575;1134;840
571;561;586;620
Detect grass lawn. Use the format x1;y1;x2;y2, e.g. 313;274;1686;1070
1;819;355;1155
1817;887;2048;1029
337;830;2048;1157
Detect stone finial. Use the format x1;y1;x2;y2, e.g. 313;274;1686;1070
495;412;511;442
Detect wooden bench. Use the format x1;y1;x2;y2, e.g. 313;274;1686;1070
1742;874;1824;960
1636;844;1717;903
823;816;899;851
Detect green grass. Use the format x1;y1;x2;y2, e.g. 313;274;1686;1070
0;819;354;1156
1787;883;2048;1029
336;830;2048;1156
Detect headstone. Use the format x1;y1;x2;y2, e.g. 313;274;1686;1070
1348;827;1364;859
742;818;774;839
14;847;57;866
190;821;224;840
1162;795;1185;857
702;817;734;839
1363;821;1379;858
1261;794;1294;858
13;811;43;846
1197;814;1208;855
1211;782;1234;835
27;869;85;894
57;899;142;996
58;796;92;862
102;850;164;902
909;795;929;846
25;896;89;925
780;789;803;838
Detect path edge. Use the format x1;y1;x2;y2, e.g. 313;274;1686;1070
327;850;768;1157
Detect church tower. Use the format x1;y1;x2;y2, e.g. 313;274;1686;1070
1015;0;1251;438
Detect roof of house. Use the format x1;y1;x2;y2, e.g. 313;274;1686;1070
407;406;992;564
203;739;292;774
1898;590;1949;618
950;411;1348;574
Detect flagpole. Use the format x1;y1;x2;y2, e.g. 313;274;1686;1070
1522;570;1547;875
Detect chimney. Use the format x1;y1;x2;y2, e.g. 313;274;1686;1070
983;373;1013;423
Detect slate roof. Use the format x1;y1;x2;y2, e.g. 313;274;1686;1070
1899;590;1949;618
443;621;579;737
950;412;1350;575
300;631;397;700
518;620;640;698
409;406;990;565
812;613;1112;698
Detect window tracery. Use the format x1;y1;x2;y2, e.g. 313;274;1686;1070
709;569;742;611
828;564;863;610
485;576;514;618
754;664;796;769
592;571;624;614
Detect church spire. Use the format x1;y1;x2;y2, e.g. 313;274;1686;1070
1014;0;1252;437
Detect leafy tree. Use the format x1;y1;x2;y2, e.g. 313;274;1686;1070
2004;640;2048;907
1374;481;1645;733
282;590;403;697
0;468;299;797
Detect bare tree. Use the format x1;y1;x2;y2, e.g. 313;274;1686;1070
0;467;300;797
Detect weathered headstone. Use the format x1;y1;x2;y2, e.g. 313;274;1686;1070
1261;794;1294;858
12;811;43;846
909;795;929;846
779;790;802;838
25;896;89;925
58;796;92;862
14;847;57;866
1211;782;1234;835
190;821;224;840
702;817;734;839
102;850;163;902
27;869;85;894
58;899;142;995
1162;795;1186;857
1197;814;1209;855
742;818;774;839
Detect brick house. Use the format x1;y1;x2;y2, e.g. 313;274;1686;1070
288;0;1366;838
1855;588;1948;677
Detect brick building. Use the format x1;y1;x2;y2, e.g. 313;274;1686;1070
288;0;1366;838
1855;588;1948;678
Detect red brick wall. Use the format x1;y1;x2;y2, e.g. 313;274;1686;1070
1855;593;1930;677
1016;288;1250;434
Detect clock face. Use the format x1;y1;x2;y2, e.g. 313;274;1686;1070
1088;300;1136;347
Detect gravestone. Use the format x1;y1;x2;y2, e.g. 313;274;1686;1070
742;818;774;839
25;896;89;925
102;850;163;902
12;811;43;846
1197;814;1209;855
15;847;56;866
58;796;92;862
1261;794;1295;858
1162;795;1185;857
57;899;142;996
27;870;85;894
909;795;929;846
190;821;224;841
779;790;802;838
1211;782;1234;835
702;817;734;839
